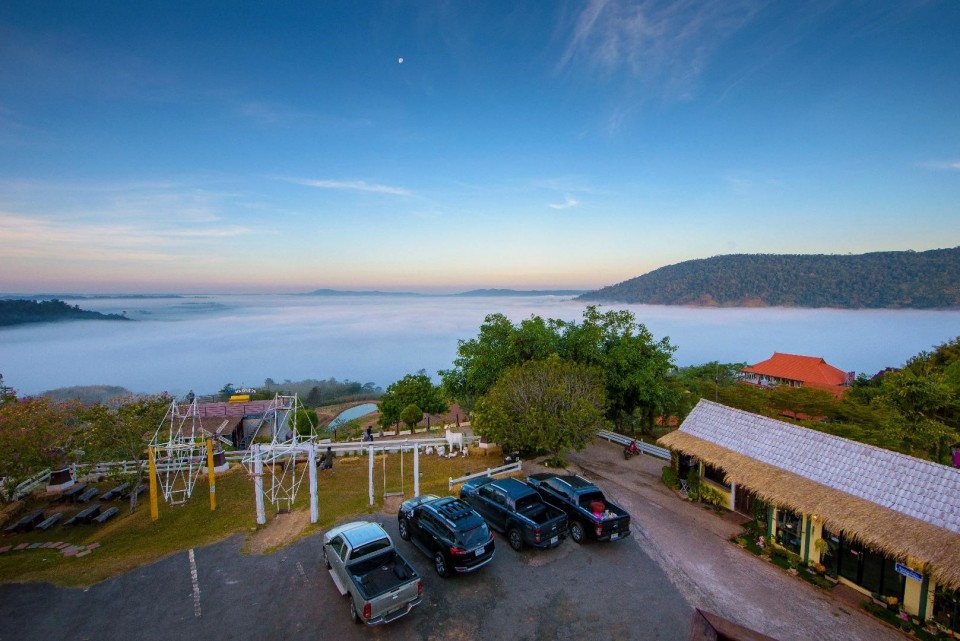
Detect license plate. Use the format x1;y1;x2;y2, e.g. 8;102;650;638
610;533;619;540
475;547;484;557
550;536;559;545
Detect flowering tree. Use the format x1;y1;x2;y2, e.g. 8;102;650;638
77;395;169;511
0;396;78;501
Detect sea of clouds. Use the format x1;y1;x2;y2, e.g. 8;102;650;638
2;294;958;396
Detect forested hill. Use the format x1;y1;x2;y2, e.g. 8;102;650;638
0;299;131;326
579;247;960;308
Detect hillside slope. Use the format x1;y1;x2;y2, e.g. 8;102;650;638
579;247;960;308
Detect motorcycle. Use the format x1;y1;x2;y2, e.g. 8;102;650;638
623;441;641;460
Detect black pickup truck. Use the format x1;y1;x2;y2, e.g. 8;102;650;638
526;473;631;544
459;476;568;551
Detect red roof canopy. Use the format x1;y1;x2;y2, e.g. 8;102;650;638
742;352;848;389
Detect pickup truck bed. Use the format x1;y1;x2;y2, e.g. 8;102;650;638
350;550;417;600
526;473;631;544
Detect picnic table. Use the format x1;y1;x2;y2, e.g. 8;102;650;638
93;507;119;524
64;504;102;526
4;509;45;534
58;484;87;503
76;487;100;503
120;484;145;500
101;483;130;501
35;512;64;531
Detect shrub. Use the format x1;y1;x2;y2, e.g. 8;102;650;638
661;466;679;489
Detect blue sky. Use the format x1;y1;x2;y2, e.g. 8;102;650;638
1;1;958;294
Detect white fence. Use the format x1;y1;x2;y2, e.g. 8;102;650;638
448;461;523;491
597;429;671;460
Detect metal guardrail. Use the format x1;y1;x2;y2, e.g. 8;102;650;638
597;429;671;460
448;461;523;491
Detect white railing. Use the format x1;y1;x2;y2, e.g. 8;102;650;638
11;468;53;500
448;461;522;491
597;429;671;460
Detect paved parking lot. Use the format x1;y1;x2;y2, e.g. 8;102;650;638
0;438;907;641
0;511;690;641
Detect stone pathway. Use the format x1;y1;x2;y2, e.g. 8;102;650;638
0;541;101;558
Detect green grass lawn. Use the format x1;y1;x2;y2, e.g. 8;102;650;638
0;449;506;587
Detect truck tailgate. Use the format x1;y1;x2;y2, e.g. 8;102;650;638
369;579;421;623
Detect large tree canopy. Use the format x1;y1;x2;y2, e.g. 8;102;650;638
471;356;606;466
440;306;676;430
378;370;448;430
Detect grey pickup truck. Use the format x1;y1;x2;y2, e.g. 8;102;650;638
459;476;568;551
322;521;423;625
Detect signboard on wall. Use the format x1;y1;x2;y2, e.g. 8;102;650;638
895;563;922;582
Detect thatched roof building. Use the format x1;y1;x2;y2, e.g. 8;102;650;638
659;400;960;590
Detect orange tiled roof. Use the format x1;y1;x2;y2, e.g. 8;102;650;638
742;352;848;389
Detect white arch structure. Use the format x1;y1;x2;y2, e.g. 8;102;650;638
247;438;452;525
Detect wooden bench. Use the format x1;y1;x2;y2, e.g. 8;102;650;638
35;512;64;531
64;504;101;526
93;507;119;524
100;483;130;501
76;487;100;503
3;509;45;534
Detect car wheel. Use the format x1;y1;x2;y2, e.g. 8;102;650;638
570;521;585;544
398;517;410;541
349;596;361;624
323;549;331;569
434;552;449;578
508;528;523;551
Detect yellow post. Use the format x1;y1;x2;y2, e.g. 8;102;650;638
206;438;217;512
148;445;159;521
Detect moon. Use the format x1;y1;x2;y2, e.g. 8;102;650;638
398;57;404;64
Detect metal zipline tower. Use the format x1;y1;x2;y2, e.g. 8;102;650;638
242;394;318;513
150;398;208;505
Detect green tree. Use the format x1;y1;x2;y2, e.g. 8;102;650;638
77;395;169;511
294;408;317;436
379;371;448;430
472;356;607;466
556;307;677;431
440;307;677;431
400;404;424;432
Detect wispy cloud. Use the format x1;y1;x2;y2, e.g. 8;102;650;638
290;178;413;197
558;0;761;100
918;160;960;171
549;195;581;209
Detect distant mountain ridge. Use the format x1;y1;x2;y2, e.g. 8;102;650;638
579;247;960;309
304;288;585;297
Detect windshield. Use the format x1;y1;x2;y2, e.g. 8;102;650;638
456;524;489;549
351;538;391;560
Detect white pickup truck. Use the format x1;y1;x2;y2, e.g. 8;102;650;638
322;521;423;625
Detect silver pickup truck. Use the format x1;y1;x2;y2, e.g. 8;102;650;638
322;521;423;625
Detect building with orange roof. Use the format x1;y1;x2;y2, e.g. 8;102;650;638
741;352;852;396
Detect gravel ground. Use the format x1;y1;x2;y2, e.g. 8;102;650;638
553;439;904;641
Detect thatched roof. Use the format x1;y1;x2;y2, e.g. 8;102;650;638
659;402;960;589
